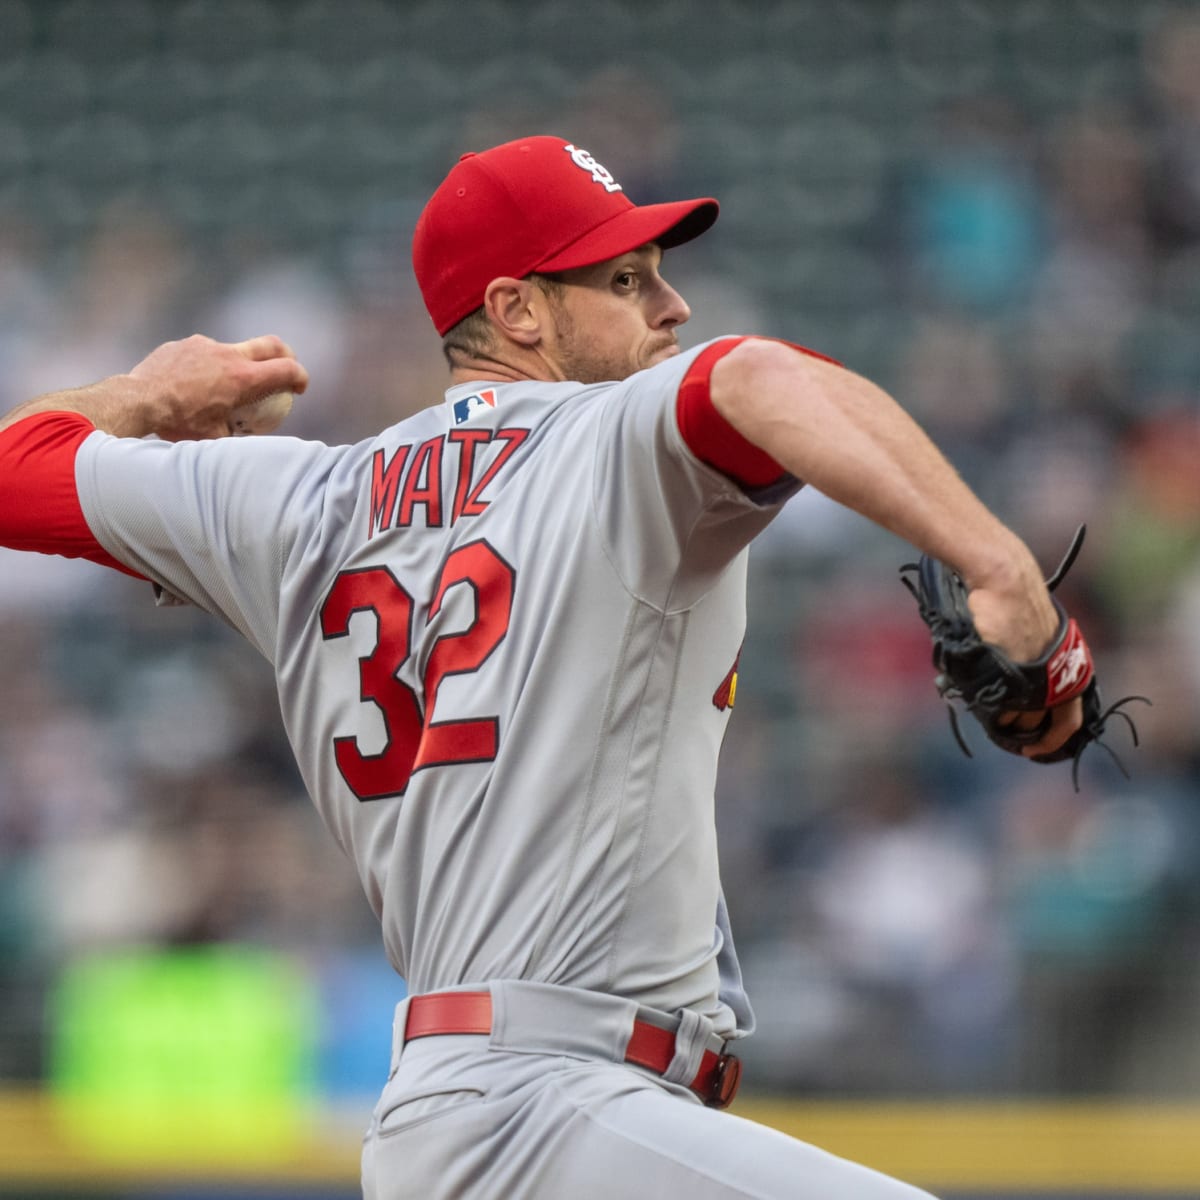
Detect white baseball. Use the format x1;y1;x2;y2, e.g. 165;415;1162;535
232;391;294;436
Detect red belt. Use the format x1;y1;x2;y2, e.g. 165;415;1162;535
404;990;742;1110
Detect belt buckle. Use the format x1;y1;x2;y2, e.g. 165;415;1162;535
706;1051;742;1109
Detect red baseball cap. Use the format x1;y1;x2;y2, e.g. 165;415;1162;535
413;135;719;335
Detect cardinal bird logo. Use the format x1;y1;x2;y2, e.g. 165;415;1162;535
713;647;742;712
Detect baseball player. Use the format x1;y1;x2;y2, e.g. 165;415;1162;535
0;136;1084;1199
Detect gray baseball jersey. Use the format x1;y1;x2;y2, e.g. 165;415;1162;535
72;339;941;1200
75;338;787;1037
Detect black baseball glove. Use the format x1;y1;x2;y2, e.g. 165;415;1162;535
901;526;1148;788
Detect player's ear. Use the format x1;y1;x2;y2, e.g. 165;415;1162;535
483;278;545;346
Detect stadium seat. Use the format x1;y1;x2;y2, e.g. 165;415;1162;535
0;53;90;135
0;0;34;68
288;0;404;66
166;0;277;68
224;53;338;138
48;0;159;63
99;54;219;133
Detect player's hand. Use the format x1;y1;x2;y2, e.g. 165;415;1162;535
129;334;310;441
965;555;1060;663
994;698;1085;759
965;558;1085;759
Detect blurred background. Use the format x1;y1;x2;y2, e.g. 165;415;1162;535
2;0;1200;1196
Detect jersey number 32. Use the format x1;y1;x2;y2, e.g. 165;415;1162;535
320;538;514;800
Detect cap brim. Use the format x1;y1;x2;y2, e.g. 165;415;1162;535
535;197;718;274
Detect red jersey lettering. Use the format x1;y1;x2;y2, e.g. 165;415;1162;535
369;444;411;537
459;428;529;517
448;428;493;525
397;436;445;529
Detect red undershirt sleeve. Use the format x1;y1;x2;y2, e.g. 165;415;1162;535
675;336;842;490
0;411;145;578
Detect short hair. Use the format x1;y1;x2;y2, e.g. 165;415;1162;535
440;273;567;368
441;306;492;367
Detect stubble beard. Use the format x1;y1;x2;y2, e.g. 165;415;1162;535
550;304;656;385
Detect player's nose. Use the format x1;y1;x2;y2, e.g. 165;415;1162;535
653;280;691;329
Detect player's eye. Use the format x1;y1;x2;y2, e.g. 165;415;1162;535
614;271;637;290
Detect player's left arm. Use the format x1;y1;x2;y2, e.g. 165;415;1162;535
703;336;1080;759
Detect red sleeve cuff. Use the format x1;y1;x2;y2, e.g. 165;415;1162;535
0;411;144;577
675;337;842;489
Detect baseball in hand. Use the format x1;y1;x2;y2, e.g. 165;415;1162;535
232;391;294;436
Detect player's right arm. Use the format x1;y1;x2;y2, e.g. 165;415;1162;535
706;336;1079;758
0;334;308;440
0;332;311;582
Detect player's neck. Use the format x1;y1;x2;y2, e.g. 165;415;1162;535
449;364;527;386
448;346;565;387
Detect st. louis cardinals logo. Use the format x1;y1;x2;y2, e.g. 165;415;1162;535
564;143;623;193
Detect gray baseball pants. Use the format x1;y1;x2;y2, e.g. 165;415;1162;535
361;981;938;1200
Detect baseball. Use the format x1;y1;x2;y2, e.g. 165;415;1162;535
232;390;293;436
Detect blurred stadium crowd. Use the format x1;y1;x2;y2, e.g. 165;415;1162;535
2;0;1200;1105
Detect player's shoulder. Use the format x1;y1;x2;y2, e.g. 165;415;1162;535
397;341;760;442
603;337;754;408
440;378;597;433
638;337;761;387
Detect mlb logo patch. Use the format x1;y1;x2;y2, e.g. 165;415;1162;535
453;389;498;425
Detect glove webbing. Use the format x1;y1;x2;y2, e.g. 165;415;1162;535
901;525;1150;789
